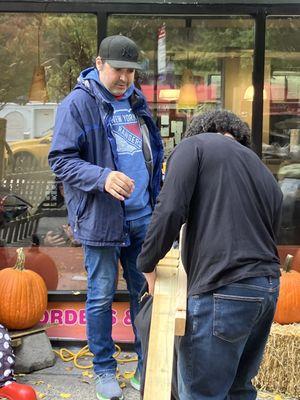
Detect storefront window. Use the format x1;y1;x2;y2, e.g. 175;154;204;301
263;17;300;247
108;15;254;157
0;13;97;291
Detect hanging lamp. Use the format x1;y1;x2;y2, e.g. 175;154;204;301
177;68;198;109
28;18;48;103
243;85;267;101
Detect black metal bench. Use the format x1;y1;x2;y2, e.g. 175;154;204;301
0;212;43;245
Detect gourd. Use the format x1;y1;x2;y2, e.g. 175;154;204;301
0;248;48;329
274;254;300;324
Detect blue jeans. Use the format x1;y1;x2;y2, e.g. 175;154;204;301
84;214;150;376
178;276;279;400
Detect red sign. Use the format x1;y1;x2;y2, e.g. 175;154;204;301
40;301;134;342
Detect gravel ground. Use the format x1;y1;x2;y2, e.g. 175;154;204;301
11;347;297;400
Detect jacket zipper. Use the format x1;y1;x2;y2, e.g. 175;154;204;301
74;194;87;233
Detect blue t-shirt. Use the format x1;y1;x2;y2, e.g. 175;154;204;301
110;99;151;220
83;68;151;221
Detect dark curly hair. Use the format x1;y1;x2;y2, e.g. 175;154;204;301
184;109;251;148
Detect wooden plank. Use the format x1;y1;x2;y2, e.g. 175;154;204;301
144;236;186;399
175;258;187;336
165;249;180;259
9;323;54;339
157;257;179;267
144;265;178;400
175;226;187;336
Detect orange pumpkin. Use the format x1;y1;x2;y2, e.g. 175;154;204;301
274;255;300;324
0;247;48;329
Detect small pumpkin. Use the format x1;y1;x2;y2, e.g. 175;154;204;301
274;254;300;324
0;247;48;329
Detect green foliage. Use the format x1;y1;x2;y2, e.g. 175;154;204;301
43;14;97;101
0;13;298;106
0;13;97;105
266;17;300;73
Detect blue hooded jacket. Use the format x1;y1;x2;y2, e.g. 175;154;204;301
49;67;164;246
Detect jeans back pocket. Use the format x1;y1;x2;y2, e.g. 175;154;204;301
213;294;263;343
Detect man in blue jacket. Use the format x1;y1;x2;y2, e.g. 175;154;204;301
49;35;163;400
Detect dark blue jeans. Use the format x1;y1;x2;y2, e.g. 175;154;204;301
178;276;279;400
83;214;150;376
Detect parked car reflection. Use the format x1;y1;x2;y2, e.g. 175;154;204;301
5;131;52;172
277;163;300;245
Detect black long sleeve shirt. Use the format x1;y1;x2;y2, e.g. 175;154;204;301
137;133;283;296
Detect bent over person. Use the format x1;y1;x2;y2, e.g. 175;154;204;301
137;110;283;400
49;35;163;400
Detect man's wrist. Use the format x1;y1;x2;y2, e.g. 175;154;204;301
98;167;112;192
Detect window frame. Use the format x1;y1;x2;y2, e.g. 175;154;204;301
0;1;299;300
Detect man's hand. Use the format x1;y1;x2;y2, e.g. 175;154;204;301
105;171;135;201
143;270;157;296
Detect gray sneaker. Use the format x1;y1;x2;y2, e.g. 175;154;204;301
95;373;124;400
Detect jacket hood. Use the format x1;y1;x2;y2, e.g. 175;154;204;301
77;66;135;103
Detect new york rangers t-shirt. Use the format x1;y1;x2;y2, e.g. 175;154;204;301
82;68;151;221
110;97;151;221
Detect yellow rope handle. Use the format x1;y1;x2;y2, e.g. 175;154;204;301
54;344;138;370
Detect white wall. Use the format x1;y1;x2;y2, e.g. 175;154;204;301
0;102;57;142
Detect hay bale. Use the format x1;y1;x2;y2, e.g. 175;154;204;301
254;323;300;397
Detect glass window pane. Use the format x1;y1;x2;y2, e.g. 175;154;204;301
264;17;300;247
108;15;254;157
0;13;97;291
